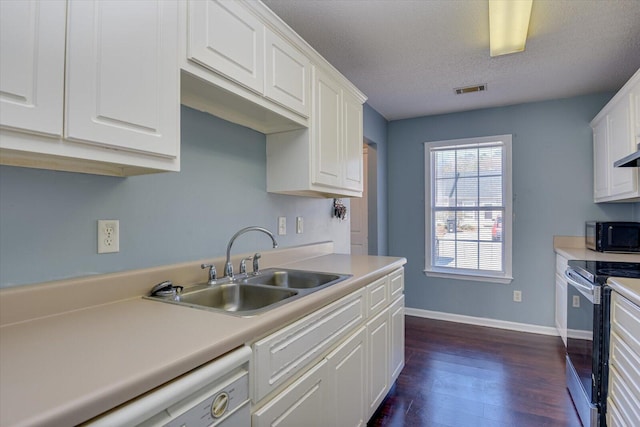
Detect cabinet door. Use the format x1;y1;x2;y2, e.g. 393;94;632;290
389;295;405;383
593;118;610;201
264;28;310;118
343;90;364;192
326;327;367;427
252;360;328;427
65;0;179;158
0;0;65;136
312;66;342;188
366;307;390;417
188;0;264;94
608;100;637;197
555;273;567;346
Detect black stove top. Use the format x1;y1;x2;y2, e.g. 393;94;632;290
568;260;640;284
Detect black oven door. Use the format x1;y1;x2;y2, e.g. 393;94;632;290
565;269;603;426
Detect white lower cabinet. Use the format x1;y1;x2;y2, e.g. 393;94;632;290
389;295;405;383
252;359;328;427
555;254;568;346
252;288;366;402
366;307;390;416
607;291;640;426
326;326;367;427
251;268;405;426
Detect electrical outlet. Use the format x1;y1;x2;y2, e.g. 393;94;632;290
278;216;286;235
296;216;303;234
573;295;580;308
513;290;522;302
98;220;119;254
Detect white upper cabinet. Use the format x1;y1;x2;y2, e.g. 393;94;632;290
343;90;364;191
591;68;640;202
312;67;343;189
0;0;65;137
187;0;264;94
593;119;610;200
0;0;180;176
266;64;365;198
607;101;635;196
66;0;179;158
180;0;312;134
264;27;310;118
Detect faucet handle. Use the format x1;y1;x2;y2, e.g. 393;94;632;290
239;256;253;275
201;263;217;283
252;253;262;274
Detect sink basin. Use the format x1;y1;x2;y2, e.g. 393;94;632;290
148;283;298;316
242;268;349;289
145;268;351;317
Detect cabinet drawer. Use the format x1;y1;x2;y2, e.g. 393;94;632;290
367;276;389;317
252;288;365;402
610;292;640;357
609;331;640;403
389;268;404;301
608;364;640;425
252;359;327;427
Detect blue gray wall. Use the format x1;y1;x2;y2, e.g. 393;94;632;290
0;106;350;288
363;103;389;256
387;93;636;327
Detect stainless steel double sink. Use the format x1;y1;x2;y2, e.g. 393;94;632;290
146;268;351;317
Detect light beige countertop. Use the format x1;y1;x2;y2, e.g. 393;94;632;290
553;236;640;262
0;244;406;427
608;277;640;307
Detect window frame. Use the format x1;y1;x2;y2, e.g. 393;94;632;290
423;134;513;284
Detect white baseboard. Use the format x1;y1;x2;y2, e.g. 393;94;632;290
404;307;560;336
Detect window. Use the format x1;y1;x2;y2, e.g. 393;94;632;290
424;135;512;284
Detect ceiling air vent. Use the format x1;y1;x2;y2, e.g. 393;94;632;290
454;84;487;95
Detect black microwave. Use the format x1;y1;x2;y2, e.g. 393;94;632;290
586;221;640;253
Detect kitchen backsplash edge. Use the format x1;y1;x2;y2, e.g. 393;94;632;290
0;241;334;327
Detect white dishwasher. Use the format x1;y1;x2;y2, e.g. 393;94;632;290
85;346;251;427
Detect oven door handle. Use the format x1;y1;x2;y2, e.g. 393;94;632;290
564;269;600;305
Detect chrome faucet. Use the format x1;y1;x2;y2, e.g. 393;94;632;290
239;253;262;275
224;227;278;278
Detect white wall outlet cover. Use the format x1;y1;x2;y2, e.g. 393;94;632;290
513;290;522;302
98;219;119;254
278;216;286;235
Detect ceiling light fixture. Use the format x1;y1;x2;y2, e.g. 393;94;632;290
489;0;533;57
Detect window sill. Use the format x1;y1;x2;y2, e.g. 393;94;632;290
424;268;513;285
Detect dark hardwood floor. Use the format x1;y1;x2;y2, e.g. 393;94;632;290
368;316;582;427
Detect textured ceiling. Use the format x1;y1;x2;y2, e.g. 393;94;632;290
262;0;640;120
